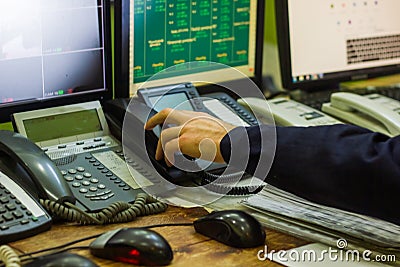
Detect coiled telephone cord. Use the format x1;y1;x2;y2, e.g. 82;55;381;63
0;246;20;267
200;171;265;195
40;193;168;225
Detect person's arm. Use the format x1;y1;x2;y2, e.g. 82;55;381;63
221;124;400;225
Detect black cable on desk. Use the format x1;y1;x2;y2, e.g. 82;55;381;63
10;221;195;266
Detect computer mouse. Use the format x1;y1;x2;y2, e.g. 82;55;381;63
24;252;98;267
193;210;266;248
89;227;173;266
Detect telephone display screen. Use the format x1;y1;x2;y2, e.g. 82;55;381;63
148;92;194;112
23;109;102;142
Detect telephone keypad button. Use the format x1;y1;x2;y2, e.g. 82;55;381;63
0;197;9;204
68;169;77;174
72;182;81;188
20;220;29;225
61;170;68;175
3;213;13;221
89;187;97;192
5;204;16;211
77;167;85;172
98;184;106;190
83;173;92;178
82;181;90;186
64;176;74;182
90;179;99;184
79;188;88;194
12;211;24;219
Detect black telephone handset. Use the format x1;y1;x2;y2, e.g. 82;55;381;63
115;99;194;183
0;130;76;204
104;83;261;192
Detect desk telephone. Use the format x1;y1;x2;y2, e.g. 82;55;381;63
322;92;400;137
239;93;400;138
238;97;342;127
105;83;262;195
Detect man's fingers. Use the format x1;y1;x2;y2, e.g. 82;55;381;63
145;108;190;130
160;126;182;147
164;138;180;167
155;139;163;161
155;126;182;160
144;108;173;130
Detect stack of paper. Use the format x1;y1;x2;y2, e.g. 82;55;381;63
242;185;400;265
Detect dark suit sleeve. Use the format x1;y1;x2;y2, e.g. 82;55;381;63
220;124;400;225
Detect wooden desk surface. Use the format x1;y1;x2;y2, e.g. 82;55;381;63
11;206;308;267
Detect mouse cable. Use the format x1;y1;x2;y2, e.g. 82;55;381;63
15;222;196;264
40;193;168;225
17;234;102;260
16;247;90;266
143;222;194;229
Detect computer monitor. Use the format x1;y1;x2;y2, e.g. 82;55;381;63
0;1;112;123
276;0;400;92
114;0;265;97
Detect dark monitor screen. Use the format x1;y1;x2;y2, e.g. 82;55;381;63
276;0;400;91
114;0;265;97
0;0;112;123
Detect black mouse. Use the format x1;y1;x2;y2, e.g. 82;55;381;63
193;210;266;248
24;252;98;267
89;228;173;266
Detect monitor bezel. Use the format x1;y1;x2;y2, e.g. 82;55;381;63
275;0;400;92
0;0;113;123
113;0;265;98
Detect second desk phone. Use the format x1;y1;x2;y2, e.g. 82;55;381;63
239;93;400;136
322;92;400;137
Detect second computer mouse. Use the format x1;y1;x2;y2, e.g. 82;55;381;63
193;210;266;248
89;227;173;266
24;252;98;267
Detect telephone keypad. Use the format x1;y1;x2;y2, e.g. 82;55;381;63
56;148;141;212
0;172;52;244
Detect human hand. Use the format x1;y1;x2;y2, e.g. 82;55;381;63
144;108;237;166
